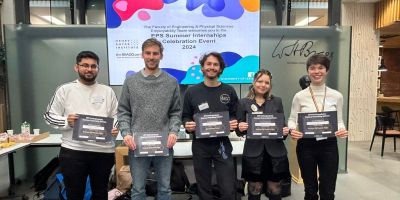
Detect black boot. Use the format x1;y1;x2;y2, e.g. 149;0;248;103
248;193;261;200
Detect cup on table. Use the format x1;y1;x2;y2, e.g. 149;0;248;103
33;129;40;135
7;129;13;135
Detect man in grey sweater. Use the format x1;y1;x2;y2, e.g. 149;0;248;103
117;38;182;200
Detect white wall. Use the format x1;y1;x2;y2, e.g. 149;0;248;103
1;0;16;39
0;0;15;195
342;3;379;141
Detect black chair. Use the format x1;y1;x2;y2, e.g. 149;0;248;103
381;106;400;128
369;115;400;156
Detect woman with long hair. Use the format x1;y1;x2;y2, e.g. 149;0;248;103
236;69;290;200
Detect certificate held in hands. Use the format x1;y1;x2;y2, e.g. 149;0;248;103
72;114;113;143
298;111;338;138
194;111;230;138
134;132;168;157
247;113;284;139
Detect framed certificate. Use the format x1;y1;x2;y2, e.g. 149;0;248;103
72;114;113;143
194;111;230;138
247;113;284;139
134;132;168;157
298;111;338;138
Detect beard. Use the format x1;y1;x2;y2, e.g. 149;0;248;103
144;57;160;70
203;68;221;79
79;72;97;83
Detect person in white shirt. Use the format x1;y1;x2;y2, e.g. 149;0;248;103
288;54;348;200
44;51;118;200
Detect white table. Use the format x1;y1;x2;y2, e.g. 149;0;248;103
31;134;62;146
0;143;30;185
6;134;245;187
0;143;30;157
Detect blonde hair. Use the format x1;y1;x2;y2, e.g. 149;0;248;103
246;69;272;100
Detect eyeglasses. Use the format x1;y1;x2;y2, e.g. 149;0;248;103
78;63;99;69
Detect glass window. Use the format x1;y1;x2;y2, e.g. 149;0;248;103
29;0;330;26
86;0;105;25
261;0;278;26
30;0;71;25
289;0;328;26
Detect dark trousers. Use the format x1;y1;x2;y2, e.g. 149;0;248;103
192;138;236;200
59;147;115;200
296;138;339;200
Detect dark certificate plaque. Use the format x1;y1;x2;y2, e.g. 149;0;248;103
247;113;284;139
134;132;168;157
72;114;113;143
298;111;338;138
194;111;230;138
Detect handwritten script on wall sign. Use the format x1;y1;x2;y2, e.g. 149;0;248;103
272;35;334;60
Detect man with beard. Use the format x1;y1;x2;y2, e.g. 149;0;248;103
182;52;239;200
44;51;118;200
118;38;181;200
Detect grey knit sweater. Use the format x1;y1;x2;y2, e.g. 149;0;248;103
117;70;182;138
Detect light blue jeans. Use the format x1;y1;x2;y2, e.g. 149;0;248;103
128;149;173;200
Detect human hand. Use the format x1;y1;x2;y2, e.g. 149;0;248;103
335;128;348;138
283;127;289;136
123;135;136;150
290;129;303;140
184;121;196;132
111;127;119;137
67;114;78;127
238;122;248;132
229;119;238;130
167;133;178;148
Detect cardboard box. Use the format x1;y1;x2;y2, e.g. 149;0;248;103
289;139;319;184
115;146;129;185
289;139;303;183
12;132;50;143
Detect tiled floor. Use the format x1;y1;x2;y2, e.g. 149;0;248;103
3;138;400;200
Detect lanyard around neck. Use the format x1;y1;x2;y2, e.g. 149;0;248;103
309;86;326;112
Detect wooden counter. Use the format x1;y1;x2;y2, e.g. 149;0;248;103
377;97;400;113
377;96;400;104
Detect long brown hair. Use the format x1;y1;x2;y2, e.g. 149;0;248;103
246;69;272;100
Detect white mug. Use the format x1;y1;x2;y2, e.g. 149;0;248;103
7;129;13;135
33;129;40;135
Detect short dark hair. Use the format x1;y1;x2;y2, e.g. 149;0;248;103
76;51;99;64
199;52;226;71
142;38;164;54
306;54;330;71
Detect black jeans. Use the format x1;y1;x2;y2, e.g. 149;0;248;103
192;138;236;200
59;147;115;200
296;138;339;200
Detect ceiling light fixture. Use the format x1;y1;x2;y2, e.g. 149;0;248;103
378;59;387;71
